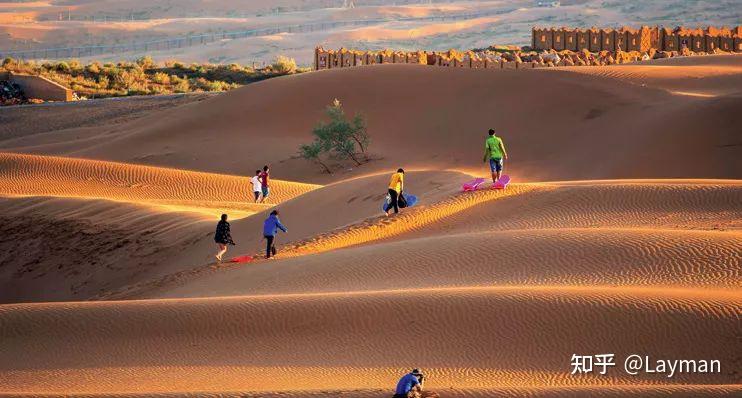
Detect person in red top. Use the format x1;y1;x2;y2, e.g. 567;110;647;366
259;165;270;203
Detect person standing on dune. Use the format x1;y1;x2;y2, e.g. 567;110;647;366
263;209;287;259
386;168;405;216
250;169;262;203
214;214;235;263
483;128;508;184
259;165;270;203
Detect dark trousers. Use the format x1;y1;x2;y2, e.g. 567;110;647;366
265;235;277;258
388;188;399;214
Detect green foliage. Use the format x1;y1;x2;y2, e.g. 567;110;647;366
0;54;305;100
272;55;297;74
136;55;154;69
300;99;370;173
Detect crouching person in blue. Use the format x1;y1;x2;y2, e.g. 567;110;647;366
393;368;424;398
263;209;287;259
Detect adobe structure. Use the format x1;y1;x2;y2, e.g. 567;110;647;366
315;47;528;71
0;71;74;102
532;25;742;53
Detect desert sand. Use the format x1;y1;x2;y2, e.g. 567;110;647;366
0;53;740;396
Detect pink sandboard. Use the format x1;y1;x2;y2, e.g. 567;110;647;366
463;177;487;191
230;255;254;263
493;174;511;189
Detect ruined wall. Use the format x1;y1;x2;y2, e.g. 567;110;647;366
315;47;524;71
7;72;73;101
533;25;742;53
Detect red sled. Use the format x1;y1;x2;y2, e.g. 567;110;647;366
230;255;254;263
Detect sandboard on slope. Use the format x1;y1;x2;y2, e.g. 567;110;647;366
382;193;418;212
493;174;511;189
463;177;487;191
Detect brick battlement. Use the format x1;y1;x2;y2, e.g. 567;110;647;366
314;47;528;71
532;25;742;53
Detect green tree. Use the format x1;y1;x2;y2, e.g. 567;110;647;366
300;141;332;174
299;99;370;172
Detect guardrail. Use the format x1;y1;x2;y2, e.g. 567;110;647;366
0;9;512;60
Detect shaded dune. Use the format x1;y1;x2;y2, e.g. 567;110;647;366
0;196;212;303
1;287;739;395
0;152;318;217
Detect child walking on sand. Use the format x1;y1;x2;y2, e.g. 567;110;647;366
263;209;287;259
483;128;508;184
214;214;235;263
259;165;270;203
250;170;262;203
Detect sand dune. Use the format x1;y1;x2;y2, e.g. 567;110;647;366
0;152;318;218
1;51;740;397
3;56;739;184
1;286;739;395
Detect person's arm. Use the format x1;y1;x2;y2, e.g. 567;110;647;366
277;219;287;233
483;141;490;162
399;173;404;193
499;139;508;160
411;376;421;391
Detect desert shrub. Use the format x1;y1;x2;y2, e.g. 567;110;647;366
68;59;83;73
272;55;297;74
96;75;110;89
173;78;190;93
86;63;101;74
2;57;14;67
151;72;171;85
113;70;136;88
136;55;154;69
300;98;370;171
55;61;71;73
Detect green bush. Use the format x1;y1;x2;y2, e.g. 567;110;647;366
272;55;297;74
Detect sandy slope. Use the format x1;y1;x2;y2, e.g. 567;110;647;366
2;55;739;184
0;55;741;397
0;152;318;217
1;287;739;395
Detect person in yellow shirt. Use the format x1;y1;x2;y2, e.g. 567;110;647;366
386;168;405;216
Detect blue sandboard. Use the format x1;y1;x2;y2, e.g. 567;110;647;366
382;193;418;212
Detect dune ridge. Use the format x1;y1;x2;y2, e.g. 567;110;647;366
0;152;319;218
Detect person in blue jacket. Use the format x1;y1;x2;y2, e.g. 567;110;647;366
263;209;287;259
393;368;424;398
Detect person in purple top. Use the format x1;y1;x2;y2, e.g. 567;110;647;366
393;368;424;397
263;209;287;259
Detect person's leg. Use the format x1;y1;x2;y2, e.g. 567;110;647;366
254;191;260;203
265;235;274;258
388;188;399;214
215;243;227;262
496;158;503;181
489;158;498;183
271;238;277;256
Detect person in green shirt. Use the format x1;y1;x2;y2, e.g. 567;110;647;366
483;128;508;183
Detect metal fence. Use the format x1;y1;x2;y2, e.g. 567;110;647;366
0;9;511;60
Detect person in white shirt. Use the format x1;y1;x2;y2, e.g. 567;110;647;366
250;170;262;203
